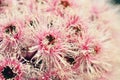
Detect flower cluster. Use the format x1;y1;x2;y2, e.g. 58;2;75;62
0;0;119;80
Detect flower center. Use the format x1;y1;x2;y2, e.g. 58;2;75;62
5;25;16;35
65;56;75;65
61;0;70;8
1;66;17;79
46;34;55;45
72;25;82;35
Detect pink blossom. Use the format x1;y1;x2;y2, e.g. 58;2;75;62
71;26;112;80
0;19;24;54
0;0;119;80
41;0;78;17
36;26;64;55
0;58;24;80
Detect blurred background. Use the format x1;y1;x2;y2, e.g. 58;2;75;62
112;0;120;4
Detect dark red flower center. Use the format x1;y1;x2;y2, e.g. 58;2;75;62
46;34;55;45
61;0;70;8
5;25;16;35
71;25;82;35
65;56;75;65
1;66;17;79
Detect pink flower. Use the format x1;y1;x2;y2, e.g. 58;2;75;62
64;14;88;38
1;19;24;40
71;26;112;80
31;25;73;76
0;19;24;54
0;0;119;80
89;1;109;21
36;26;65;55
41;0;78;17
0;58;24;80
72;52;111;80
